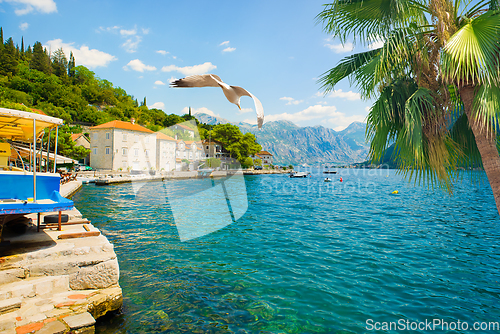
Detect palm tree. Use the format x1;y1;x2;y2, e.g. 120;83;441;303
317;0;500;214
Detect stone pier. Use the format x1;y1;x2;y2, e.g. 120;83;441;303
0;181;122;333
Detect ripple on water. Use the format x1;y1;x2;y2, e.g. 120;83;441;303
72;170;500;333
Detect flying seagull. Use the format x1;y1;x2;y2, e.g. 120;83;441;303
170;74;264;129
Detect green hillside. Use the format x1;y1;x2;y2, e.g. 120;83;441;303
0;27;261;163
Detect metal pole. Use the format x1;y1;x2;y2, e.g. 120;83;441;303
39;130;43;173
46;128;51;173
33;119;37;203
53;126;58;173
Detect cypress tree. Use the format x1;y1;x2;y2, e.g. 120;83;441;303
0;37;18;75
21;37;24;54
32;41;51;74
0;27;3;45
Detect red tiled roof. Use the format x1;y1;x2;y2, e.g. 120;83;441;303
175;123;195;131
258;151;273;156
156;132;176;141
31;108;47;116
90;120;154;133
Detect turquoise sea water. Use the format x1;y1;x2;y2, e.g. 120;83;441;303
72;169;500;333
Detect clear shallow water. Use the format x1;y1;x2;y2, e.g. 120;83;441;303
72;169;500;333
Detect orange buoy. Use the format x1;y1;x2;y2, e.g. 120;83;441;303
340;177;343;182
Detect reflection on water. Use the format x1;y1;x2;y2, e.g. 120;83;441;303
72;170;500;333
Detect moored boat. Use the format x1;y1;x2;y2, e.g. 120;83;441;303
0;107;74;238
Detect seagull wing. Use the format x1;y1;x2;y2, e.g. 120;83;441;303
231;86;264;130
170;74;222;88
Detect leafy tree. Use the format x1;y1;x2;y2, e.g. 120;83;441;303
317;0;500;214
68;51;75;77
51;48;68;78
241;157;254;169
254;158;262;167
31;42;51;74
211;124;261;163
206;158;221;168
0;37;18;76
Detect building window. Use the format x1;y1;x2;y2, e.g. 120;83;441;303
134;148;139;157
93;133;98;140
145;149;149;157
123;133;127;141
105;147;110;155
122;148;128;156
106;132;110;140
93;148;97;155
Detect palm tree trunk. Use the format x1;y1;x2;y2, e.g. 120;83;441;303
460;86;500;215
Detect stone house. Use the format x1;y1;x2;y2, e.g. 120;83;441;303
254;150;273;166
71;133;91;165
89;120;157;171
156;132;177;172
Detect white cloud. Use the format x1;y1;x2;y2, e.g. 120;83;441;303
280;96;303;105
19;22;28;30
265;104;365;130
187;107;218;117
328;114;366;131
120;27;137;36
266;105;340;123
149;102;165;110
123;59;156;72
142;28;150;35
324;40;354;53
97;26;120;33
239;108;253;114
167;76;177;83
219;41;230;46
161;62;216;76
45;39;117;68
156;50;168;55
154;80;166;86
328;89;361;101
122;36;142;53
368;36;385;50
365;106;371;113
2;0;57;15
222;47;236;53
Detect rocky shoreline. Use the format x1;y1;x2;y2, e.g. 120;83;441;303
0;181;122;334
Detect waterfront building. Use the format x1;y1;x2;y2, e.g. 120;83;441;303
156;132;177;172
89;120;156;171
71;133;91;165
171;123;195;138
254;151;273;166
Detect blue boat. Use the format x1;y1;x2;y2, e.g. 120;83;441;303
0;107;74;236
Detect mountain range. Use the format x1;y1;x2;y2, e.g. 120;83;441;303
195;113;369;165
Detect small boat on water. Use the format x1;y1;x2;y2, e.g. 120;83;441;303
324;178;332;182
289;172;309;178
323;171;337;174
0;107;74;238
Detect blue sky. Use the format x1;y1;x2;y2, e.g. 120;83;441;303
0;0;378;131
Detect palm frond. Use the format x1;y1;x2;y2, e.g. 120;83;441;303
472;83;500;137
317;49;381;94
316;0;429;46
442;9;500;85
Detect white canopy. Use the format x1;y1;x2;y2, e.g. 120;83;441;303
0;107;64;141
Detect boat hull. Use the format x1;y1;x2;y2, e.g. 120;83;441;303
0;172;73;215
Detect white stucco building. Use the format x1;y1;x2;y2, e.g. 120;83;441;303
89;120;157;171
